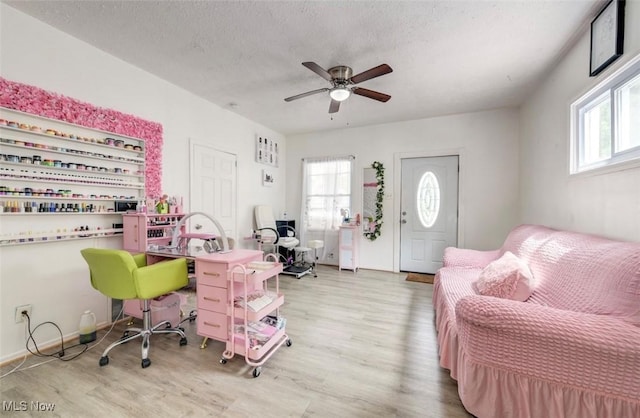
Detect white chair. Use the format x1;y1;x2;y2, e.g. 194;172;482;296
254;205;299;260
254;205;311;278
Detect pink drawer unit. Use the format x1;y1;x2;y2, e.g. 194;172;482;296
197;310;228;341
197;285;227;313
195;262;227;287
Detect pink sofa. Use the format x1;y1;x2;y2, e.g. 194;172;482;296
433;224;640;418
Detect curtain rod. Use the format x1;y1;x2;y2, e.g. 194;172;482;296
302;154;355;161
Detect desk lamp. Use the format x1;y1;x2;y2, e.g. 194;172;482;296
169;212;231;253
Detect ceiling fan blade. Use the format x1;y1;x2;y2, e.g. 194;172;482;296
349;64;393;84
302;62;332;81
284;88;329;102
328;99;340;114
352;87;391;102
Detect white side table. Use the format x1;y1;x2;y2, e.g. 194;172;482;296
338;225;359;272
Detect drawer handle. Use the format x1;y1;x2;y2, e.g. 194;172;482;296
203;271;221;277
203;322;220;328
203;297;220;302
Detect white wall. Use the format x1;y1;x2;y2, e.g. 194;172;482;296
0;5;285;362
286;108;521;272
519;1;640;241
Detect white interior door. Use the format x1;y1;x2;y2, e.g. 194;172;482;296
400;156;458;274
190;143;237;240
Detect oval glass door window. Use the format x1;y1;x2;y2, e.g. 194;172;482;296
417;171;440;228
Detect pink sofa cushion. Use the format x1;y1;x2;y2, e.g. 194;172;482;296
472;251;534;301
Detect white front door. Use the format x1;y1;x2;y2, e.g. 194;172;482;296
400;156;458;274
190;143;237;240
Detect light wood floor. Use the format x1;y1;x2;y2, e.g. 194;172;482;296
1;266;472;418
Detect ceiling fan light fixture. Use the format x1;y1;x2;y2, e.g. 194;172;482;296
285;62;392;113
329;87;351;102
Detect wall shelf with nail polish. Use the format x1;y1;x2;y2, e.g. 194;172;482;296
0;108;146;246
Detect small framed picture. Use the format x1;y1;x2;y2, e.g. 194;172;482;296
255;134;279;167
262;169;274;187
589;0;625;77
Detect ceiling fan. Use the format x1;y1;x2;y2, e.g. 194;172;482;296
284;62;393;114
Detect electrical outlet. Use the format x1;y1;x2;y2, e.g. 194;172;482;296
14;304;32;324
327;253;334;259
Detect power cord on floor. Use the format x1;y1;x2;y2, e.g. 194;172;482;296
24;312;88;360
0;306;124;379
0;354;27;379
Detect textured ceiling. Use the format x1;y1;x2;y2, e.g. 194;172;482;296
5;0;602;136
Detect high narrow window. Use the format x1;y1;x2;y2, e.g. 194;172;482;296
571;54;640;173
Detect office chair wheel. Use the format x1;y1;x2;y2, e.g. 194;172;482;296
141;358;151;368
99;356;109;367
286;339;292;347
121;331;131;342
252;367;262;378
219;358;227;364
179;337;188;346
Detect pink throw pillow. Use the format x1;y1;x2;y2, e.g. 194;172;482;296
472;251;534;301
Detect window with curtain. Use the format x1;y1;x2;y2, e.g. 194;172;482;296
300;156;354;263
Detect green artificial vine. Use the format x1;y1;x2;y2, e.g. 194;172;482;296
364;161;384;241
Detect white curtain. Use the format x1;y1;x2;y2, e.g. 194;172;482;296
300;155;354;264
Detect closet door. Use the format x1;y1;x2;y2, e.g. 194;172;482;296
190;142;237;240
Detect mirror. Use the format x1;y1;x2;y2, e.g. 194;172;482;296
363;161;385;240
363;168;377;234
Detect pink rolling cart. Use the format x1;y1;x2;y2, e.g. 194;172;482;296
221;258;291;378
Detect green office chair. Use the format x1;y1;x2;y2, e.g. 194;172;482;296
80;248;189;368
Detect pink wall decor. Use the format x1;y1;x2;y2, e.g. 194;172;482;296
0;77;162;197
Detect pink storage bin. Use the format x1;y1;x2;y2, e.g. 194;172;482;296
123;292;182;327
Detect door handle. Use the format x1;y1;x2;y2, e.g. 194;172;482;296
400;219;407;224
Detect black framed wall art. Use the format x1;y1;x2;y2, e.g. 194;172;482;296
590;0;625;77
